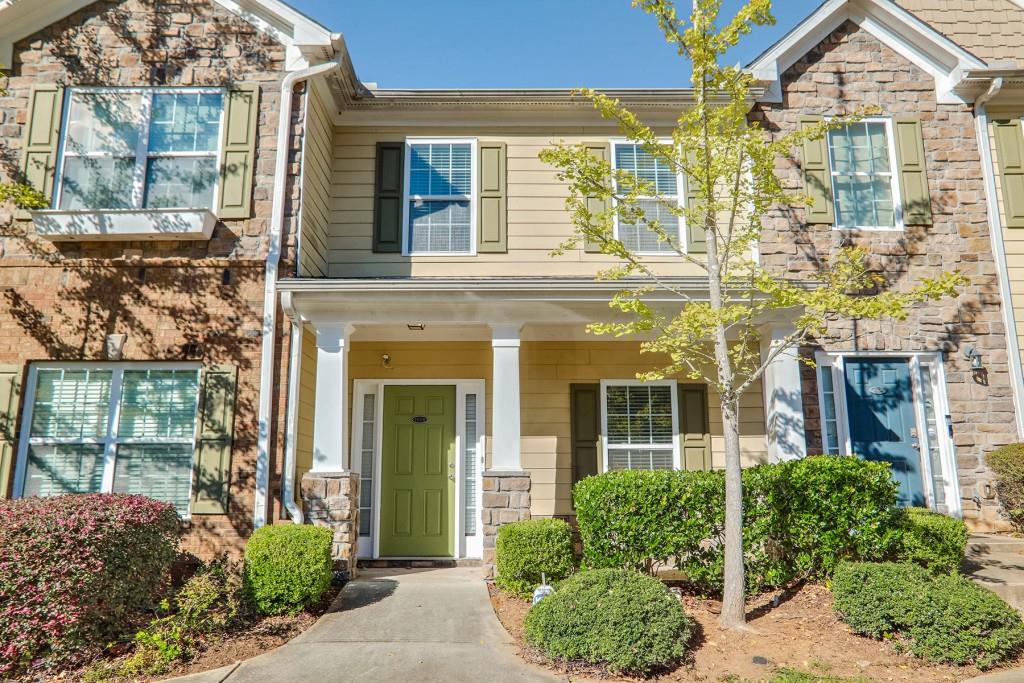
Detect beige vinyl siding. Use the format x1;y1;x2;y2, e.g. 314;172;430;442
989;113;1024;371
327;128;707;278
294;325;317;505
332;340;767;519
298;89;333;277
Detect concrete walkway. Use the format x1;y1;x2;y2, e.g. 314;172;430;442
170;568;562;683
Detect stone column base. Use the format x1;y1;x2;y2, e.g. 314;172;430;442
300;471;360;577
481;469;532;579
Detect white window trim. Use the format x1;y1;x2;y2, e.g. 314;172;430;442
54;87;227;211
609;138;687;255
600;379;681;472
401;137;479;257
813;351;961;518
825;117;905;231
350;379;486;560
12;362;203;518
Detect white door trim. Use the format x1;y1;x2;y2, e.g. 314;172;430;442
351;378;486;560
814;350;961;517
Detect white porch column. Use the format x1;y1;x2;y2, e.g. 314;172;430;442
490;324;523;471
762;326;807;462
312;322;352;472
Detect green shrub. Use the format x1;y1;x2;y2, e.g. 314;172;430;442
524;569;694;675
988;443;1024;531
243;524;333;615
831;561;930;638
894;508;968;574
832;561;1024;669
495;519;575;598
573;456;901;593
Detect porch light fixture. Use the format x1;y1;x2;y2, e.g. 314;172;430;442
407;323;426;331
964;345;984;371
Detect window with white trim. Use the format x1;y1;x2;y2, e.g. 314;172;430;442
603;381;678;470
57;88;225;211
611;142;683;253
818;366;841;455
405;140;475;254
827;120;900;229
21;365;201;514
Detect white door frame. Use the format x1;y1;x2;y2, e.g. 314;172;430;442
351;379;486;560
814;350;962;517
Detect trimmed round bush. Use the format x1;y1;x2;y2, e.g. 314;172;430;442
524;569;694;675
0;494;180;676
573;456;901;593
831;561;930;638
832;561;1024;669
894;508;968;574
243;524;333;615
988;443;1024;531
496;518;575;598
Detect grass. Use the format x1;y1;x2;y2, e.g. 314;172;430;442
770;667;873;682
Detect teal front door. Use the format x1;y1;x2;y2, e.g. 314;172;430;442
844;358;925;507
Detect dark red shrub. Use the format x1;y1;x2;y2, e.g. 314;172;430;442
0;494;180;675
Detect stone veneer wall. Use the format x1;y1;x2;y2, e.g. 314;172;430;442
300;471;360;575
482;470;532;578
0;0;306;556
751;20;1015;530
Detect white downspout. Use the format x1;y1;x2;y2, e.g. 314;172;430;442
975;78;1024;439
254;58;343;529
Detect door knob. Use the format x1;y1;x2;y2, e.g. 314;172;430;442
911;441;919;450
448;474;455;481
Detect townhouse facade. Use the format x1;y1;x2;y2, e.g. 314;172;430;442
0;0;1023;569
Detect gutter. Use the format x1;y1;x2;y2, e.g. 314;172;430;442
974;78;1024;439
253;57;343;530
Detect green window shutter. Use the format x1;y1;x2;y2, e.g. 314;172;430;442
799;115;835;225
570;383;601;490
683;159;707;253
17;85;64;219
477;141;507;253
582;142;610;253
994;119;1024;229
894;118;932;226
0;365;22;499
217;83;259;220
191;364;237;515
678;384;711;471
373;142;404;253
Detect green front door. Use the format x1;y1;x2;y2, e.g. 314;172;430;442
379;385;456;557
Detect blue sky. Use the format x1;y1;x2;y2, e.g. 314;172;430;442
285;1;824;88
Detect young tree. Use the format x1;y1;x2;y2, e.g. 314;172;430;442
540;0;965;629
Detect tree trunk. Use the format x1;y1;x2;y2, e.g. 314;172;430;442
719;394;746;628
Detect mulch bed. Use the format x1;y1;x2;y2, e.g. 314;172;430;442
488;582;1024;682
53;585;342;683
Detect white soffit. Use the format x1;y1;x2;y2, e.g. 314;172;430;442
747;0;988;104
0;0;339;70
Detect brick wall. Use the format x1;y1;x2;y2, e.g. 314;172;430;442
0;0;305;556
752;21;1015;529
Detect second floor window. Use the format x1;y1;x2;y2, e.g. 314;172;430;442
612;142;683;253
57;88;225;211
827;120;900;229
405;139;475;254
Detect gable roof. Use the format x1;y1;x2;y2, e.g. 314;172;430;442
747;0;988;104
0;0;342;70
893;0;1024;68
